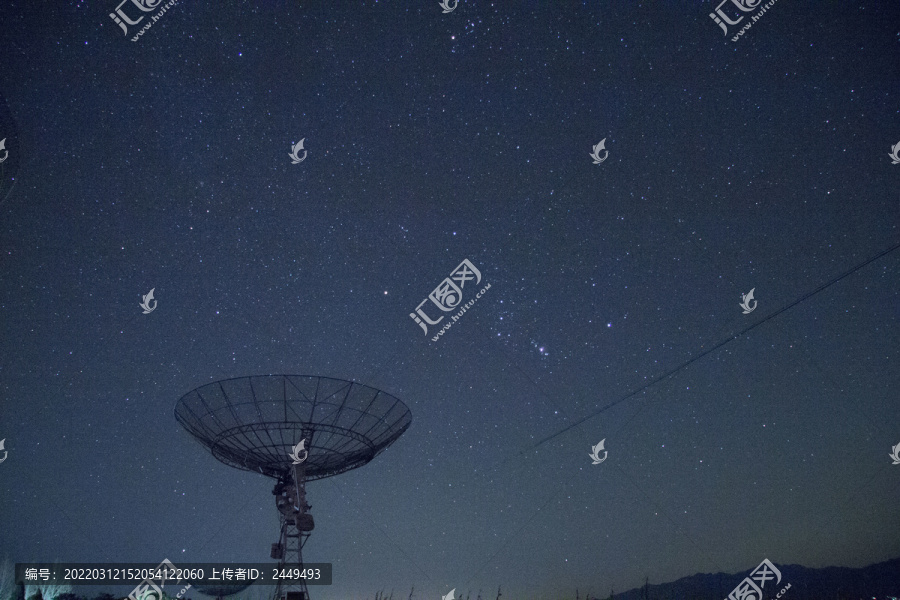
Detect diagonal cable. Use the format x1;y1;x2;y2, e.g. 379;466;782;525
484;239;900;472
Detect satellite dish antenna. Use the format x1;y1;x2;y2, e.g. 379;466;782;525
175;375;412;600
192;582;254;600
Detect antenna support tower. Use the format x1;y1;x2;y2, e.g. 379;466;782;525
175;375;412;600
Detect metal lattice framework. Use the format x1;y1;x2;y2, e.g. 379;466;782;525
174;375;412;481
175;375;411;600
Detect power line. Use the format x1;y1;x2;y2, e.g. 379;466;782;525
518;238;900;457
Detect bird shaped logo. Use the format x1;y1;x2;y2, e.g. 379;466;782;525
589;439;607;465
439;0;457;13
890;443;900;465
0;439;6;464
889;142;900;165
442;589;456;600
0;138;7;163
289;139;307;164
140;288;157;314
739;288;757;314
590;139;609;164
289;438;309;465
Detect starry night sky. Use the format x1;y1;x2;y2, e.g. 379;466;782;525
0;1;898;599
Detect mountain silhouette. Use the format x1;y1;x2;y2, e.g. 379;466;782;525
601;557;900;600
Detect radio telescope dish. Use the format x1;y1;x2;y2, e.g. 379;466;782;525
192;581;255;600
175;375;411;481
175;375;411;600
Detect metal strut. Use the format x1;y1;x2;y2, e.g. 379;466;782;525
271;461;314;600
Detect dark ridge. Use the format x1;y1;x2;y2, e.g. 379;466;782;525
605;557;900;600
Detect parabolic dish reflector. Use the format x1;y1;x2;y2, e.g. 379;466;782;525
191;582;254;598
175;375;412;481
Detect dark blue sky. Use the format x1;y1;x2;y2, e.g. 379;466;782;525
0;2;898;599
